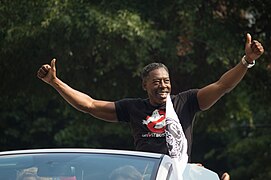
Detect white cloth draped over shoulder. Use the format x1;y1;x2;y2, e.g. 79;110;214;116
165;94;188;180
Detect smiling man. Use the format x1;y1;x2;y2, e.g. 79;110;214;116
37;33;264;161
141;63;171;105
115;62;200;157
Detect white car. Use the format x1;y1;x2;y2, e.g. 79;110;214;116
0;148;219;180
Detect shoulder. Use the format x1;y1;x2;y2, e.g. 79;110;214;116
115;97;146;104
171;89;200;112
115;97;148;109
114;98;149;122
172;89;199;100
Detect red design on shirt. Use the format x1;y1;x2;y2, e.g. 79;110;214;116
143;109;166;133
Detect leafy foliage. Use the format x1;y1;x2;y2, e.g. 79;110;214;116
1;0;270;179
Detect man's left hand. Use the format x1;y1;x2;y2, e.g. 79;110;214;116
245;33;264;63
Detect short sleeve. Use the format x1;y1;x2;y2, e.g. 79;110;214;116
174;89;200;114
114;99;132;122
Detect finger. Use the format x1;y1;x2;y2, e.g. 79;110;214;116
37;70;47;79
37;71;44;78
51;58;56;70
221;172;230;180
41;65;50;72
37;65;50;78
246;33;252;46
39;68;48;76
251;41;264;55
40;65;51;75
255;41;264;52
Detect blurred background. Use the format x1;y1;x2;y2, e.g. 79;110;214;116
1;0;270;179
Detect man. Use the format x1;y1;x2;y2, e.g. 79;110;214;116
37;33;263;160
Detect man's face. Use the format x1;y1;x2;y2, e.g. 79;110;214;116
143;68;171;106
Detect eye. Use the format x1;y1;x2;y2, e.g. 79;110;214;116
153;80;160;85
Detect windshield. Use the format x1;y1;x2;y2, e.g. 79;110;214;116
0;153;159;180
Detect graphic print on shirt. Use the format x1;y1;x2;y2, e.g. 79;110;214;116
142;109;166;136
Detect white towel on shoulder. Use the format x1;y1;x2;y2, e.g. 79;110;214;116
165;94;188;180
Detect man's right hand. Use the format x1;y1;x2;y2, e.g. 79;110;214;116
37;58;57;85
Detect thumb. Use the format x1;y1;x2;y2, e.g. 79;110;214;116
246;33;251;47
51;58;56;70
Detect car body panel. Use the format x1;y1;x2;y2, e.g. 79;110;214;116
0;148;220;180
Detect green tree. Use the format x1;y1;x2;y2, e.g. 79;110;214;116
0;0;270;179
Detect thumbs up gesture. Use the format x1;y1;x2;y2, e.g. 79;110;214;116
245;33;264;63
37;58;57;84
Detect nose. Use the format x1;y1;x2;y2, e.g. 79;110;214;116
160;80;167;88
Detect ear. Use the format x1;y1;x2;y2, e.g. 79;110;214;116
142;80;147;91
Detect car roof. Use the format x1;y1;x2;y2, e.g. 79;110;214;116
0;148;165;159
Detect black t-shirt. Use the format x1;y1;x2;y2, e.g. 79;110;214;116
115;89;200;160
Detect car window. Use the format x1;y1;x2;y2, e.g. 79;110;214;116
0;153;160;180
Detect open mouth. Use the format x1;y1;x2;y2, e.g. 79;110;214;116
157;92;168;98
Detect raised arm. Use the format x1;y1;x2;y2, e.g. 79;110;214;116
37;59;118;122
197;33;264;111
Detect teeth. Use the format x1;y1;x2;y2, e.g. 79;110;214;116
158;92;167;96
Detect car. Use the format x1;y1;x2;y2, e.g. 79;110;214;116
0;148;220;180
